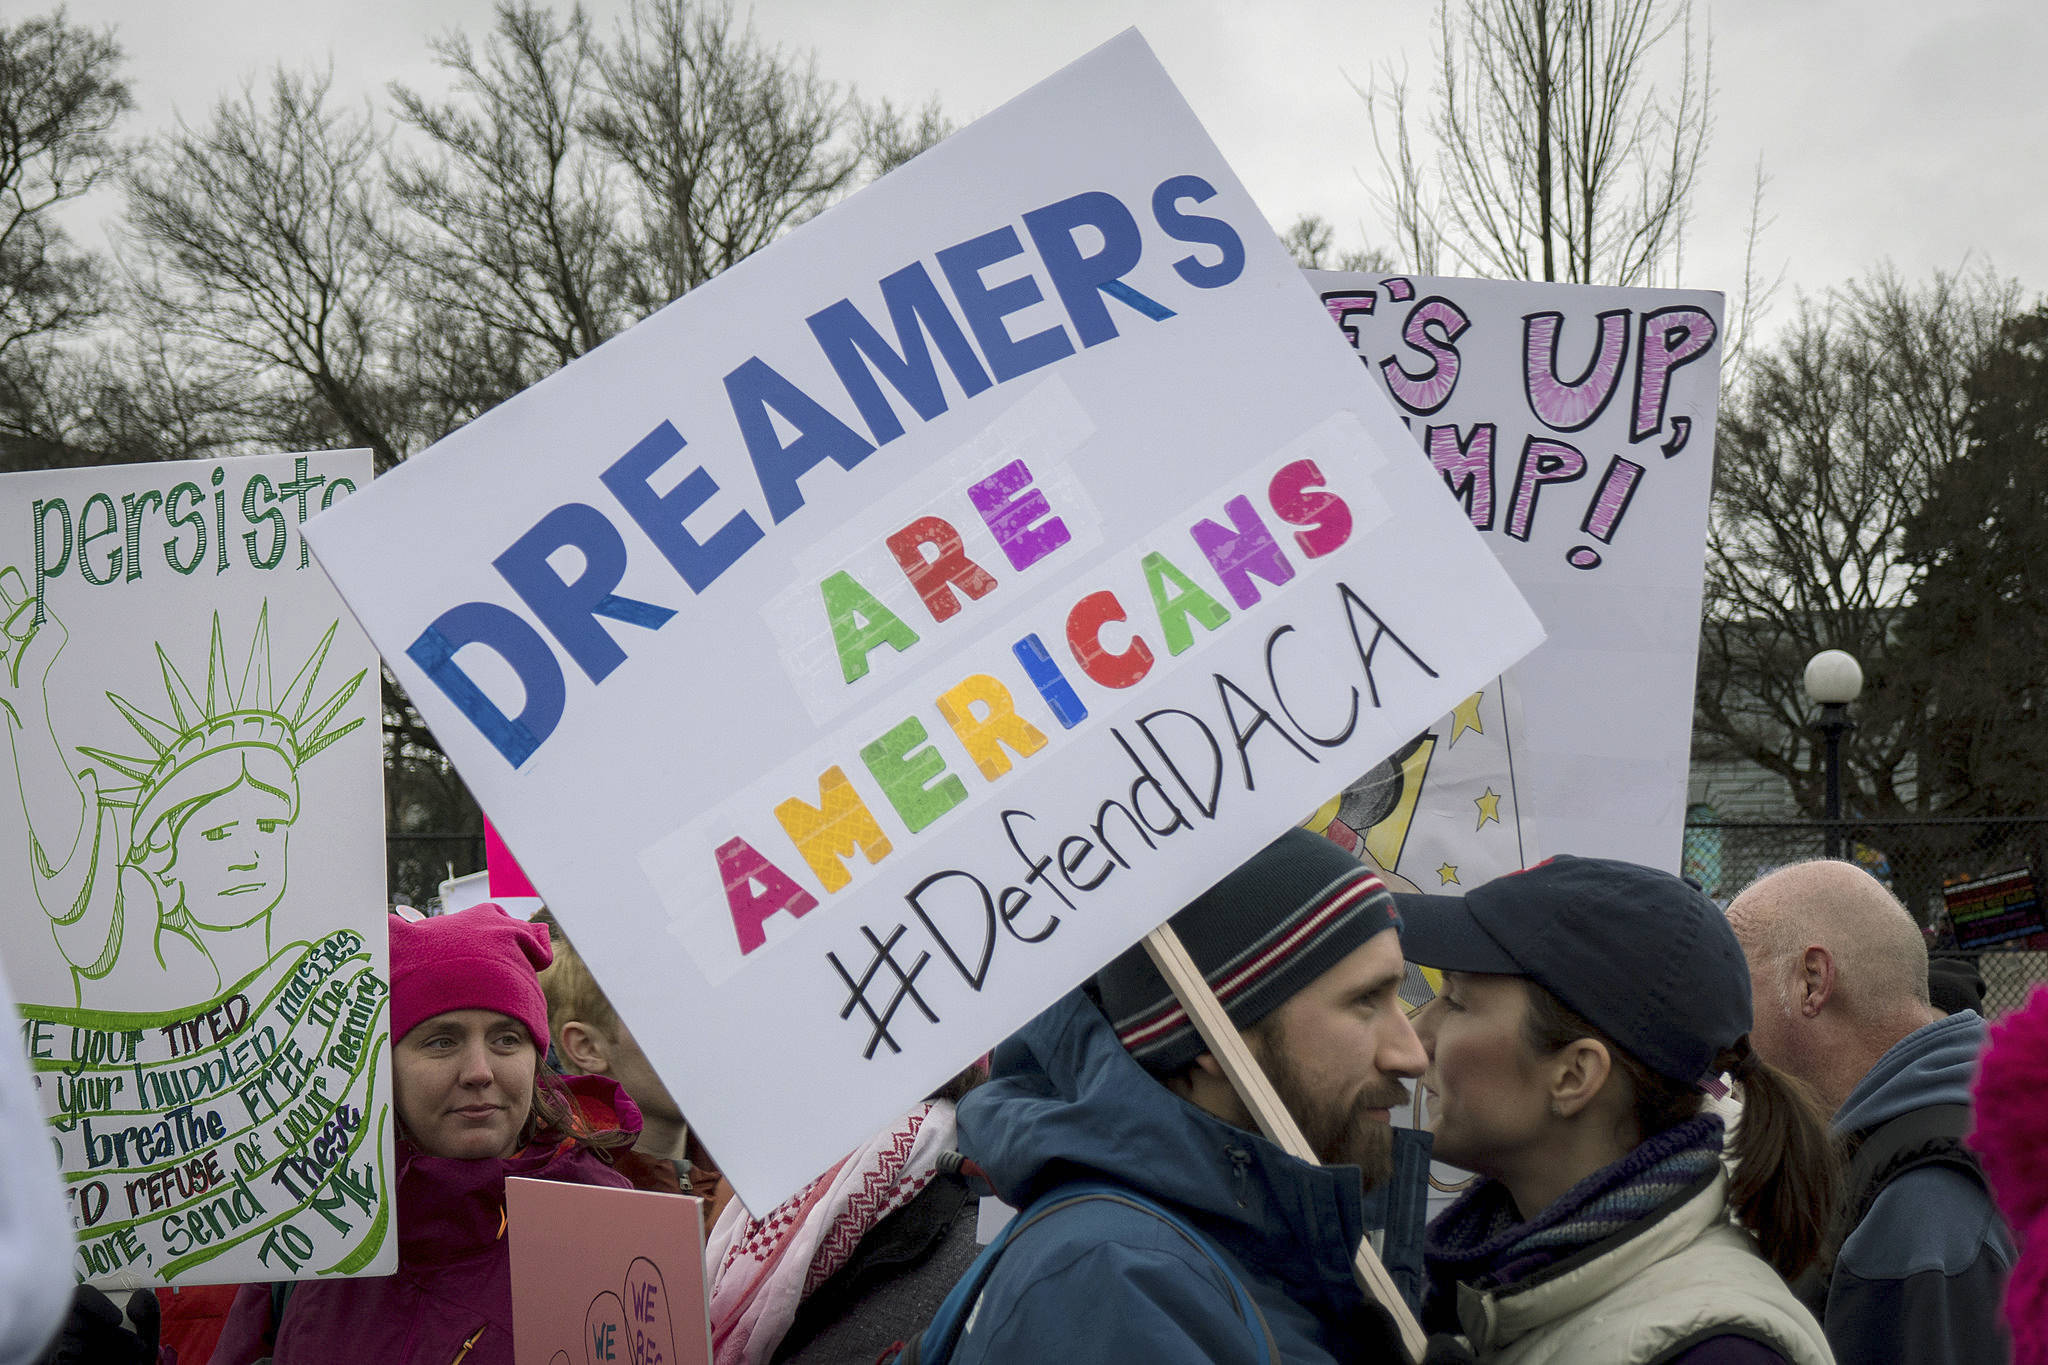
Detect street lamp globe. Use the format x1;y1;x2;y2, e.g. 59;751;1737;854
1804;649;1864;706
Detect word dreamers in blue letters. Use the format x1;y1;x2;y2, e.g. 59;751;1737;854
408;174;1250;768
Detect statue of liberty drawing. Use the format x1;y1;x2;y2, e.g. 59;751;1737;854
1;567;366;1006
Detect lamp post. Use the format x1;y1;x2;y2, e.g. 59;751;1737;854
1804;650;1864;860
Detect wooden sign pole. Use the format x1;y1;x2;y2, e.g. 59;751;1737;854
1143;924;1429;1363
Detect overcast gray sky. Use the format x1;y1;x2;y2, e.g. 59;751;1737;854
60;0;2048;320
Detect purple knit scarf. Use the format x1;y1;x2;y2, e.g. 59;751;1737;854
1422;1113;1724;1327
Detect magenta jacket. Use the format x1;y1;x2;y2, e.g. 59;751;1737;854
215;1076;640;1365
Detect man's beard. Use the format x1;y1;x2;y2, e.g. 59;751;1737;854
1251;1031;1410;1190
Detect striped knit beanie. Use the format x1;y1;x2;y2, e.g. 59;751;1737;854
1095;828;1401;1075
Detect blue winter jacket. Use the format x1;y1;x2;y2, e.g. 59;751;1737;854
1825;1010;2014;1365
950;990;1407;1364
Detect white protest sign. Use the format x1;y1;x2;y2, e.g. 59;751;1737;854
1310;271;1723;875
305;32;1543;1210
1;450;393;1288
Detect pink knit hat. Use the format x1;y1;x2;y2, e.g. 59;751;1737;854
388;903;553;1048
1972;985;2048;1365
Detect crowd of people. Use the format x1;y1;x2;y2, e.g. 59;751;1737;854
11;833;2048;1364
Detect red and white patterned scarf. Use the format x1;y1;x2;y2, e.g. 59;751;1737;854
705;1099;957;1365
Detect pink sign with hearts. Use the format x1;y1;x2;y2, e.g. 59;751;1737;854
507;1178;710;1365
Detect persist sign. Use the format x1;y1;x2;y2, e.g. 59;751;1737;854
1;450;392;1289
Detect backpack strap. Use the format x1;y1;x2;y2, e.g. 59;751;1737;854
891;1181;1277;1365
1798;1103;1985;1309
1842;1103;1982;1231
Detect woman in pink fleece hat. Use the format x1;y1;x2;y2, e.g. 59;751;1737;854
215;903;641;1365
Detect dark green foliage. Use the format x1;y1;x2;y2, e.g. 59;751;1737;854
1893;306;2048;817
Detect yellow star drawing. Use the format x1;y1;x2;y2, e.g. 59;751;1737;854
1474;788;1502;830
1450;691;1486;745
1436;863;1460;885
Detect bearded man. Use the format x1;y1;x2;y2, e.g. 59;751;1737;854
948;828;1428;1363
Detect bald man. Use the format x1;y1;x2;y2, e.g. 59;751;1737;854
1729;860;2013;1365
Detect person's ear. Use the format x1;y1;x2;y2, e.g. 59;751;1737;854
1161;1051;1226;1103
556;1019;613;1075
1169;1052;1249;1121
1548;1038;1613;1120
1799;946;1837;1016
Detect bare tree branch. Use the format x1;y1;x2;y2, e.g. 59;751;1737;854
1698;264;2025;820
122;68;408;470
1362;0;1711;286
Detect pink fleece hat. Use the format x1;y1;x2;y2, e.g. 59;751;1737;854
1972;985;2048;1365
388;903;553;1048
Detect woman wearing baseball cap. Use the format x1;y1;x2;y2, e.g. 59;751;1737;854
215;903;640;1365
1399;857;1838;1365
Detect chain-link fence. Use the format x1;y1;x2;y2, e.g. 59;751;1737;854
1973;953;2048;1017
1684;816;2048;919
1685;815;2048;1018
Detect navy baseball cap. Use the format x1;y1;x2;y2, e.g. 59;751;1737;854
1394;856;1751;1083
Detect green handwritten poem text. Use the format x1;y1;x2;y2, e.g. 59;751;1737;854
20;929;392;1287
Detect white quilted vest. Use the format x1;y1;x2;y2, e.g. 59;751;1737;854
1452;1172;1836;1365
